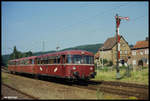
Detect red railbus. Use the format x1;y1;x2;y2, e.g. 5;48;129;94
8;56;37;74
8;50;96;80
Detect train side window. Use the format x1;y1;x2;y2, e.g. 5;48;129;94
21;60;24;65
31;59;34;64
43;60;48;64
29;59;32;64
56;56;60;64
66;55;72;64
20;60;22;64
25;59;28;65
48;58;54;64
57;57;60;64
61;55;66;64
27;60;29;64
44;57;48;64
46;59;48;64
40;59;43;64
54;58;56;64
22;60;24;64
16;61;18;65
37;58;40;64
18;61;21;65
39;59;41;64
39;58;42;64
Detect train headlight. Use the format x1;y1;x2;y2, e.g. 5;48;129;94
90;67;93;70
73;67;76;70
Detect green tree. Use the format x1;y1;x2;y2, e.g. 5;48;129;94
23;51;33;57
107;60;113;66
100;59;108;65
27;51;32;56
9;46;23;60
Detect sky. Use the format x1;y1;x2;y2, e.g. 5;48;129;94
2;1;148;55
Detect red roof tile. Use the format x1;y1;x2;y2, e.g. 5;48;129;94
133;40;149;49
100;35;127;51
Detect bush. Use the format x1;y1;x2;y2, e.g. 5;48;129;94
119;65;127;70
107;60;113;66
142;66;147;70
100;59;108;65
100;66;109;72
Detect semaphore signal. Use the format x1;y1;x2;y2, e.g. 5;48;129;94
115;14;129;79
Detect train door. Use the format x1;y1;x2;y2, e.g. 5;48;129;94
60;55;66;77
33;58;38;75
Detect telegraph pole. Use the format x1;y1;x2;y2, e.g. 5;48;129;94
115;14;129;79
42;40;45;52
56;45;60;64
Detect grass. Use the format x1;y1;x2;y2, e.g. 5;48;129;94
2;73;9;83
93;67;149;85
96;88;104;99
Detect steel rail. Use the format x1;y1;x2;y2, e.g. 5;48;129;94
2;83;39;100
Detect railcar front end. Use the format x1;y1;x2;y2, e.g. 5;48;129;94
64;54;96;80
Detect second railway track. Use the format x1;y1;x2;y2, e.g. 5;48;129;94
73;80;149;100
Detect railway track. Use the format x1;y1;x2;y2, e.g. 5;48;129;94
2;69;149;100
1;83;39;100
73;80;149;100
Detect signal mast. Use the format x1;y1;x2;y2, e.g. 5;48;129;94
115;14;129;79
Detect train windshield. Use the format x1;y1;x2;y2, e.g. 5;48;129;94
66;55;94;64
83;55;94;64
73;55;83;64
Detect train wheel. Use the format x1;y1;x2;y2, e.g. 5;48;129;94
34;74;39;79
10;71;13;74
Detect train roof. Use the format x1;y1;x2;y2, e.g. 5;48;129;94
37;50;94;58
9;56;37;62
9;50;93;61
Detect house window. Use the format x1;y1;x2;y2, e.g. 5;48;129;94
140;51;143;55
132;51;136;55
145;49;149;54
132;60;136;65
125;50;127;54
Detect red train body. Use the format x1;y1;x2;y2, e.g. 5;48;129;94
8;50;96;80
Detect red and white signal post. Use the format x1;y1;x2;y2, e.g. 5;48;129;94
115;14;129;79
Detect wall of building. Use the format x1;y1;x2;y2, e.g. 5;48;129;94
112;38;131;64
131;48;149;68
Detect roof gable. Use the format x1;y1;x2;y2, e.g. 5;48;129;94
99;35;117;50
99;35;129;51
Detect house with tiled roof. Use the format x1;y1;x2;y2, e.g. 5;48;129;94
131;37;149;68
96;35;131;66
